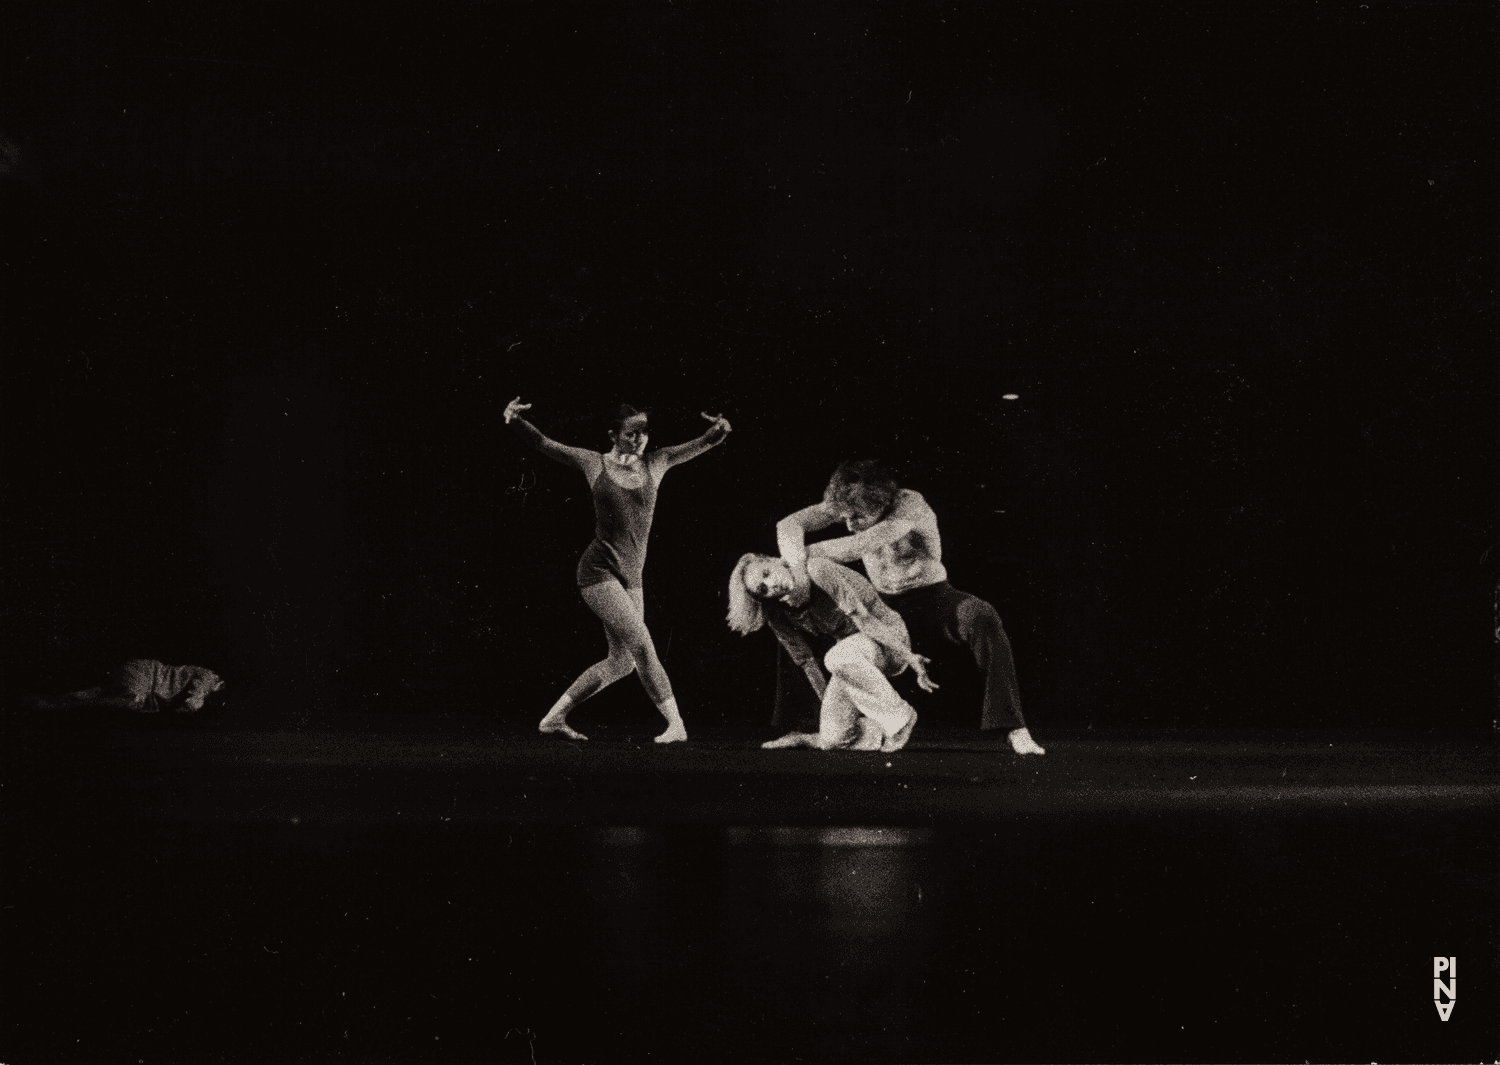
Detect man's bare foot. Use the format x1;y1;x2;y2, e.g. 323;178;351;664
761;732;816;749
1009;727;1045;755
539;713;588;741
654;721;688;744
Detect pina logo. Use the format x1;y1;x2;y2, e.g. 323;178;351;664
1433;956;1456;1021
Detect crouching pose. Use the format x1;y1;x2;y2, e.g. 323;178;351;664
778;459;1045;755
728;554;934;752
26;659;225;713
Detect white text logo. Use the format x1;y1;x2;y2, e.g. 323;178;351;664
1433;956;1456;1021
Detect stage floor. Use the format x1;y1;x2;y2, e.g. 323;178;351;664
4;713;1498;1063
7;712;1499;823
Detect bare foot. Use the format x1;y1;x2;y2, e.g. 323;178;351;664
1008;727;1045;756
761;732;817;749
539;714;588;741
654;721;688;745
881;706;918;753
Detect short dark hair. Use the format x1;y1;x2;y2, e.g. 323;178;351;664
609;403;649;431
823;459;900;516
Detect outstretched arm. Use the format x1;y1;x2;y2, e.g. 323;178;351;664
648;412;732;475
504;396;601;477
847;601;937;692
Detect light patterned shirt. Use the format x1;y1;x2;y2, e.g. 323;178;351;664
778;488;948;596
765;557;910;670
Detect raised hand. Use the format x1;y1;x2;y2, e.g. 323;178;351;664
504;396;533;424
700;411;732;437
910;654;940;693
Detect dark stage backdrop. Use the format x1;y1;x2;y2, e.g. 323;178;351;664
2;2;1495;730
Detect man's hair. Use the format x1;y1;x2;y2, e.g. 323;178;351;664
726;552;778;635
823;459;900;516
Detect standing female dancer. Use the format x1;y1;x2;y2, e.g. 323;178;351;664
727;553;936;751
505;396;731;743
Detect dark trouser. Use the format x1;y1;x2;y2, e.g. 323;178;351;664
879;581;1026;731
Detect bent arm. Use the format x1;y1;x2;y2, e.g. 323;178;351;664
776;502;841;569
777;502;842;606
808;557;914;669
807;512;915;564
508;416;600;477
647;419;731;476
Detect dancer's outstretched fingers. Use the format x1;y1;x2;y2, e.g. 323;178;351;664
911;654;940;693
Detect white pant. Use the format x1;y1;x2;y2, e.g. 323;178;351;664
818;634;917;752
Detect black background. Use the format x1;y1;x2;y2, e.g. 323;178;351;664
2;1;1495;731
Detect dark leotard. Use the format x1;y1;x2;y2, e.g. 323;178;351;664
576;460;658;589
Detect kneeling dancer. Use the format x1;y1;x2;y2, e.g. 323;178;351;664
777;459;1044;755
728;554;934;751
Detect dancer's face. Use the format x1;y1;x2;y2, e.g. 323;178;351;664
743;558;795;601
836;501;885;532
610;414;650;457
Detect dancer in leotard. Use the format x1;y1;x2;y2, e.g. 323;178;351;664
727;553;935;751
505;396;731;743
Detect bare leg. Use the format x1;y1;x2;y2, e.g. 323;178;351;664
616;585;687;744
540;623;634;740
542;581;686;744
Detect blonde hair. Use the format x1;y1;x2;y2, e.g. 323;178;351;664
726;552;778;635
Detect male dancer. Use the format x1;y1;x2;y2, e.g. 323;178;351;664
777;459;1045;755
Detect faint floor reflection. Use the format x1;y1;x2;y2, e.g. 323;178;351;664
586;826;934;1058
